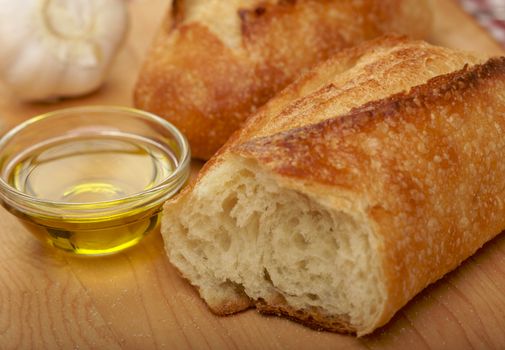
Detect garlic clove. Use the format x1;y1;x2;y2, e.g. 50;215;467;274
0;1;36;73
0;0;128;101
2;41;65;100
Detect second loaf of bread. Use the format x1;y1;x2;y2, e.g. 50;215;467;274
134;0;432;159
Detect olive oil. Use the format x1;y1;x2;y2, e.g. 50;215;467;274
5;134;177;255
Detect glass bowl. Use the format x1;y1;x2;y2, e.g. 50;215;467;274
0;106;190;256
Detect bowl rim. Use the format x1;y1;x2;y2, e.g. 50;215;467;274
0;105;191;213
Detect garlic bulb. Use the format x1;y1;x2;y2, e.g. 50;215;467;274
0;0;128;101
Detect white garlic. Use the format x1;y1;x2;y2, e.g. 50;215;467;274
0;0;128;101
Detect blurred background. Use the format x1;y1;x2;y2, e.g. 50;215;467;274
460;0;505;46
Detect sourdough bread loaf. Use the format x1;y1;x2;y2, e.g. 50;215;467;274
134;0;433;159
161;36;501;335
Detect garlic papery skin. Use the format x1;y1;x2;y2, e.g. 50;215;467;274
0;0;128;101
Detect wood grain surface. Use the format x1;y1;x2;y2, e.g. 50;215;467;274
1;1;504;349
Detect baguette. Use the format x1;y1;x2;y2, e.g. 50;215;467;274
161;36;498;335
134;0;433;159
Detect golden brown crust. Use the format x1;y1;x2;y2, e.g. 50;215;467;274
213;298;253;316
202;290;253;316
191;35;484;187
255;294;356;334
256;304;355;334
234;57;505;332
134;0;432;159
208;291;357;333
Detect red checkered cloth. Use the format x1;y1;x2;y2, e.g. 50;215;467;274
459;0;505;46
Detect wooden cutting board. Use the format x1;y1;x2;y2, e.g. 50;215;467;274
1;1;504;349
